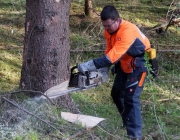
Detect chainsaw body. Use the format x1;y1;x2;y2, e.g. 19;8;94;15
69;66;109;88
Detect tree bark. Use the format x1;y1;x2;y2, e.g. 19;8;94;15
84;0;93;18
20;0;70;92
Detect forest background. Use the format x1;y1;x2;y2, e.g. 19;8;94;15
0;0;180;140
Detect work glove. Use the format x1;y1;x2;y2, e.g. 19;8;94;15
78;60;96;75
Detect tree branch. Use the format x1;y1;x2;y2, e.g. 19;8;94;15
65;127;92;140
1;90;54;105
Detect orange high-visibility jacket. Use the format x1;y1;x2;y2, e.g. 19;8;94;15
105;20;151;73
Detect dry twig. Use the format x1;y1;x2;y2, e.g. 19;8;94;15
65;127;92;140
158;97;180;102
1;90;54;105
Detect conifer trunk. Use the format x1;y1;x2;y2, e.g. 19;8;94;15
20;0;70;92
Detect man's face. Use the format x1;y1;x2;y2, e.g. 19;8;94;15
101;18;120;34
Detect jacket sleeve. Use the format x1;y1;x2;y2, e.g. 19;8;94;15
93;55;112;69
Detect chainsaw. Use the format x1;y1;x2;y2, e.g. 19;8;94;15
43;66;109;99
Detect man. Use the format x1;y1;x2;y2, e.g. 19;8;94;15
78;5;150;140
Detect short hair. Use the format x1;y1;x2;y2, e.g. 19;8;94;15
100;5;120;21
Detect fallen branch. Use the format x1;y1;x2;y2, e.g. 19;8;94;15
70;49;104;52
172;17;180;24
70;49;180;53
97;125;122;140
2;97;64;137
152;95;167;140
146;23;169;32
1;90;54;105
157;44;180;47
158;50;180;52
158;97;180;102
65;127;92;140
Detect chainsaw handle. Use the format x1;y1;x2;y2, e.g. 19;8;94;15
70;66;78;74
70;66;90;86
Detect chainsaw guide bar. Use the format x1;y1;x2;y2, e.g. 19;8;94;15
45;84;98;99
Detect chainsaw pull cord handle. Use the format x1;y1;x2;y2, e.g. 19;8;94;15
85;71;90;86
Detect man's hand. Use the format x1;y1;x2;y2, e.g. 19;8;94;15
78;60;96;74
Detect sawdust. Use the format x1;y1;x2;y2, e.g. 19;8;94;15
0;92;81;139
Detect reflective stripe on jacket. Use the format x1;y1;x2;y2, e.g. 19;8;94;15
105;20;151;73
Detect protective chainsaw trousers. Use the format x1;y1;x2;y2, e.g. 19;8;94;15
111;68;147;139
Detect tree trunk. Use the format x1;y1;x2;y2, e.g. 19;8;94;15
20;0;70;92
84;0;93;18
20;0;79;113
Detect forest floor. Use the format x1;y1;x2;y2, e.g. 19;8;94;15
0;0;180;140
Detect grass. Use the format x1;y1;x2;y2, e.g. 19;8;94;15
0;49;22;91
0;0;180;139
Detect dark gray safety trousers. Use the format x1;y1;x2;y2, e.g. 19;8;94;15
111;67;147;139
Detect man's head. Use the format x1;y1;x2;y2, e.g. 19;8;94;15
100;5;121;34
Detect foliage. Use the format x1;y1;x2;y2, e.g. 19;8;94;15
0;0;180;139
